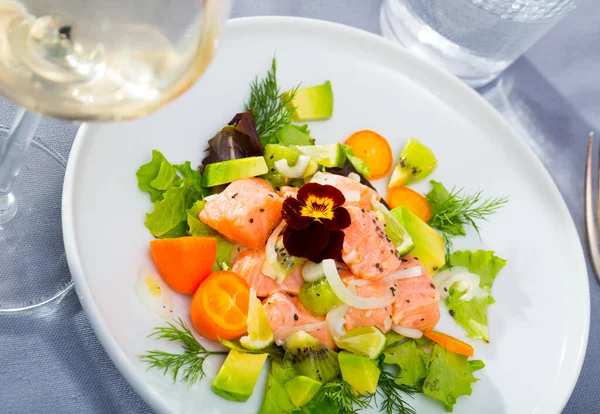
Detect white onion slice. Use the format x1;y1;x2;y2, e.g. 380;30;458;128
326;305;349;337
322;259;394;309
392;324;423;339
433;266;489;301
302;261;325;282
262;221;287;283
275;155;311;178
379;267;423;284
348;172;361;182
273;323;327;345
347;267;422;289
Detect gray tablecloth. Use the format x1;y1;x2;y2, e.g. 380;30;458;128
1;1;599;413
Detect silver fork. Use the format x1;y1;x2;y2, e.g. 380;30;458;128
584;132;600;283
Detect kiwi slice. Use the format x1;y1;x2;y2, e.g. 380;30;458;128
275;238;305;274
298;278;342;316
285;331;340;383
388;137;437;188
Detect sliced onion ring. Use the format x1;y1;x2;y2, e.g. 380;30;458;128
379;266;422;284
273;323;327;345
302;261;325;282
326;305;348;337
274;155;311;178
322;259;394;309
391;324;423;339
433;266;489;301
262;221;286;283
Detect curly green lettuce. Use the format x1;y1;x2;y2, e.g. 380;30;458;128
137;150;208;239
445;250;507;342
422;345;480;412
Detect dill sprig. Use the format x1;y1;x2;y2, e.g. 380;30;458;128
315;378;373;414
377;370;417;414
139;318;227;386
245;57;298;139
427;187;508;257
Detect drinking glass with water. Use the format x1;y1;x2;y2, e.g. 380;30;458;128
380;0;582;87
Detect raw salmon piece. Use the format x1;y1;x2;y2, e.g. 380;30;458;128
314;172;380;209
199;178;282;249
279;186;299;199
392;257;440;331
342;206;403;280
231;248;303;298
263;291;335;349
338;271;393;333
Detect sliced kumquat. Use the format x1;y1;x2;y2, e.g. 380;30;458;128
345;130;393;180
387;186;432;222
190;271;250;341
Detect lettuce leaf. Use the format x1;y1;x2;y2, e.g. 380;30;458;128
137;150;179;202
422;344;479;412
447;250;506;292
201;111;264;170
445;250;507;342
145;185;189;238
383;340;429;390
139;151;208;238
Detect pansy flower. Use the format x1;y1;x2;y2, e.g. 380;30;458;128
281;182;351;263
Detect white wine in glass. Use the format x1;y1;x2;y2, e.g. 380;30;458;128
0;0;230;311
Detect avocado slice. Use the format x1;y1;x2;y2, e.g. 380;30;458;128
338;351;380;394
211;350;268;402
284;376;321;407
292;143;346;168
202;156;268;187
389;138;437;188
285;81;333;122
392;206;445;274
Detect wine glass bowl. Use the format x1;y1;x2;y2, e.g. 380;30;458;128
0;0;229;121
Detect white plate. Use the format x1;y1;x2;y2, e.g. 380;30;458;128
62;17;589;414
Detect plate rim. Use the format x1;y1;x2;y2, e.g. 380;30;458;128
62;15;590;414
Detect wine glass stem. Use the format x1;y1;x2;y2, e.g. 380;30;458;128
0;109;42;224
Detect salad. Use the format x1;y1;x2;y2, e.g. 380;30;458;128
136;58;508;413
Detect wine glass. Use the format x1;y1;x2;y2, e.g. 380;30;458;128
0;0;230;311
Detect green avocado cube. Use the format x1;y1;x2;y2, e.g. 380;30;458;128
392;206;445;274
338;351;380;395
284;376;321;407
202;156;268;187
285;81;333;122
212;350;268;402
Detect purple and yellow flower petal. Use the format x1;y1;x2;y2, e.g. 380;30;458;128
282;197;313;230
281;182;352;263
320;205;351;231
283;222;330;262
